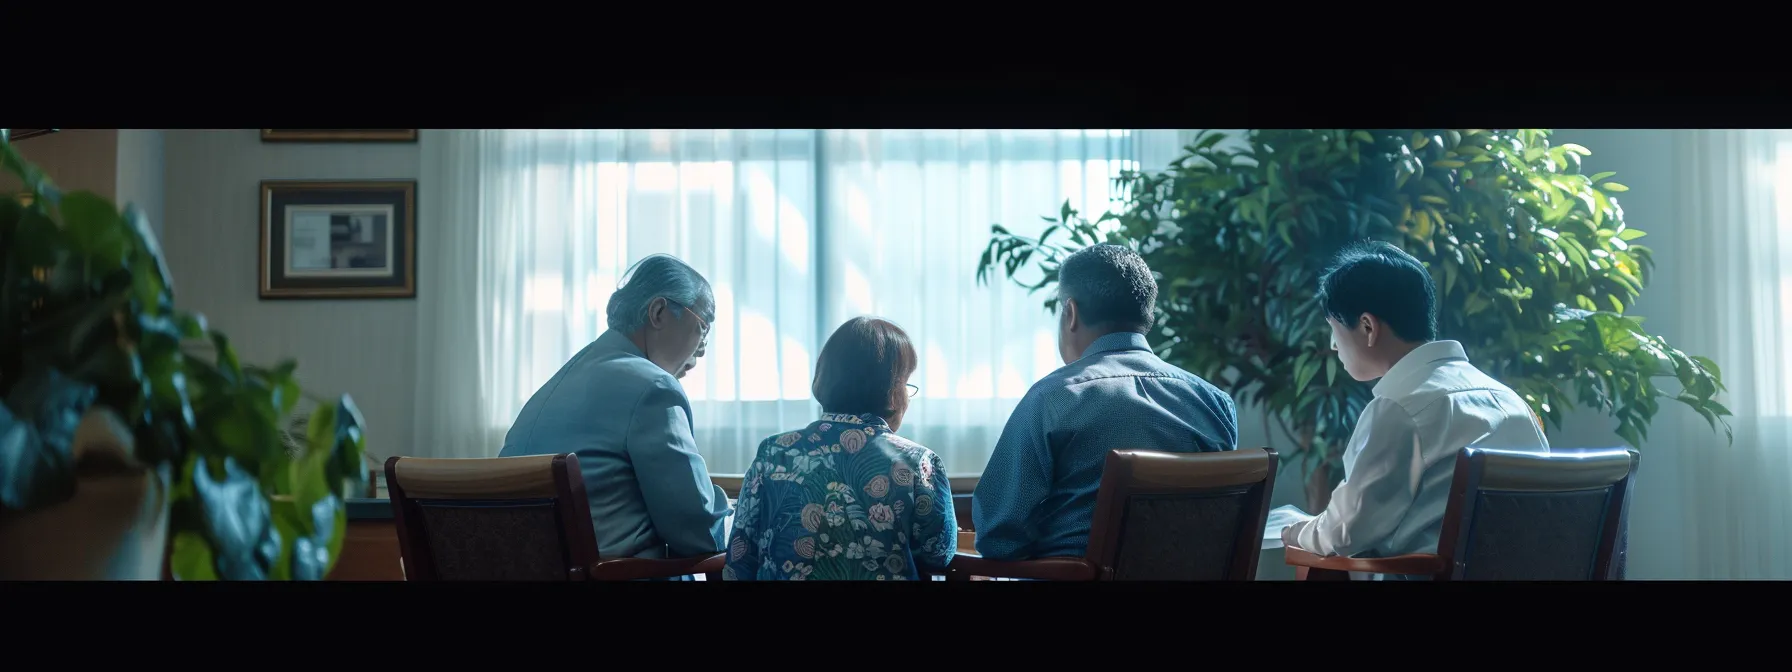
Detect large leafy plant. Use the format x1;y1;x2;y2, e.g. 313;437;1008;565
0;136;367;579
979;129;1730;510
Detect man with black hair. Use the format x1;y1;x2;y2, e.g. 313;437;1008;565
1278;241;1549;578
972;244;1239;561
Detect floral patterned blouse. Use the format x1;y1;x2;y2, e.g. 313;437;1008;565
722;413;957;580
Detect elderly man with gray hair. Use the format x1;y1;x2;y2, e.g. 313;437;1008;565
500;254;731;566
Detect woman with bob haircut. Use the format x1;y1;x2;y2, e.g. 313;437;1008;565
722;316;956;580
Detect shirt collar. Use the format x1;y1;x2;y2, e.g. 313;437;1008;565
598;329;647;359
1079;331;1152;360
818;412;892;431
1372;340;1470;398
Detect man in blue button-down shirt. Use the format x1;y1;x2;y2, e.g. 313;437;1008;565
972;244;1239;561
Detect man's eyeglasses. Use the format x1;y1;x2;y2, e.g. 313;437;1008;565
666;299;711;349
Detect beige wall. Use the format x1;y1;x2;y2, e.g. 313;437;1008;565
4;129;166;239
2;129;120;200
162;130;420;467
115;130;166;240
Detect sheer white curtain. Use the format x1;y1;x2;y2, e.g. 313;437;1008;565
820;130;1136;472
1669;129;1792;579
414;130;496;459
414;129;1152;473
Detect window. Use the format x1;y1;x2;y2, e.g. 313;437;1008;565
488;129;1138;472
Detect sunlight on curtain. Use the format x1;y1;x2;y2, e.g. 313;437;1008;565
821;130;1135;472
1665;130;1792;579
477;129;1138;474
1764;147;1792;417
480;130;817;473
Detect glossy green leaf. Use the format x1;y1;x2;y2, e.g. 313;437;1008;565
170;531;220;581
307;404;338;457
972;128;1731;497
298;497;345;580
268;497;303;581
1;138;365;580
1691;355;1724;387
191;455;275;580
0;404;73;510
59;191;133;271
1292;352;1317;398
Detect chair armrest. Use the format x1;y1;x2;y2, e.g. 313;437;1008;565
588;553;727;581
1283;546;1447;576
946;554;1099;581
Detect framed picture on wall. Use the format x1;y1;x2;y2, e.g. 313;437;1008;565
260;180;416;299
261;129;418;143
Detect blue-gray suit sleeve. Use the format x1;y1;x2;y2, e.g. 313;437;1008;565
627;378;731;557
972;387;1056;561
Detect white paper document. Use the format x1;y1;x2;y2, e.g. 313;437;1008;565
289;212;333;270
1262;505;1316;550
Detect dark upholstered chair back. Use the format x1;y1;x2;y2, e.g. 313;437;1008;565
385;454;598;581
1083;448;1278;581
1437;447;1638;581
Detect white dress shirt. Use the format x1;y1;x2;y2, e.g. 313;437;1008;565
1283;340;1550;563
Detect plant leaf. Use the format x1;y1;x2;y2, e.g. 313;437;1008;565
170;531;220;581
190;455;275;580
0;404;73;511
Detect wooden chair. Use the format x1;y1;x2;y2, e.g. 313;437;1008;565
710;474;744;498
1285;447;1638;581
945;448;1278;581
950;476;977;545
386;455;725;581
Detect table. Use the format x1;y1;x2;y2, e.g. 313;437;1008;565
957;530;978;556
333;498;403;581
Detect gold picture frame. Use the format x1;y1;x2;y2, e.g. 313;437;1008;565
261;129;418;143
259;180;417;300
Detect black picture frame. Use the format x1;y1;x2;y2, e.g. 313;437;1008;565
259;180;417;300
261;129;418;143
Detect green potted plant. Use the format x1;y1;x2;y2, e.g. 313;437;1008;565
978;129;1730;519
0;134;367;580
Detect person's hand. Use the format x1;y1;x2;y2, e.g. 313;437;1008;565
1280;524;1298;548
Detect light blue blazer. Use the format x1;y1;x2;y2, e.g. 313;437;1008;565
499;330;731;559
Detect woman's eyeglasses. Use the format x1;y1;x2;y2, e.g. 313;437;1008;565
906;383;920;398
